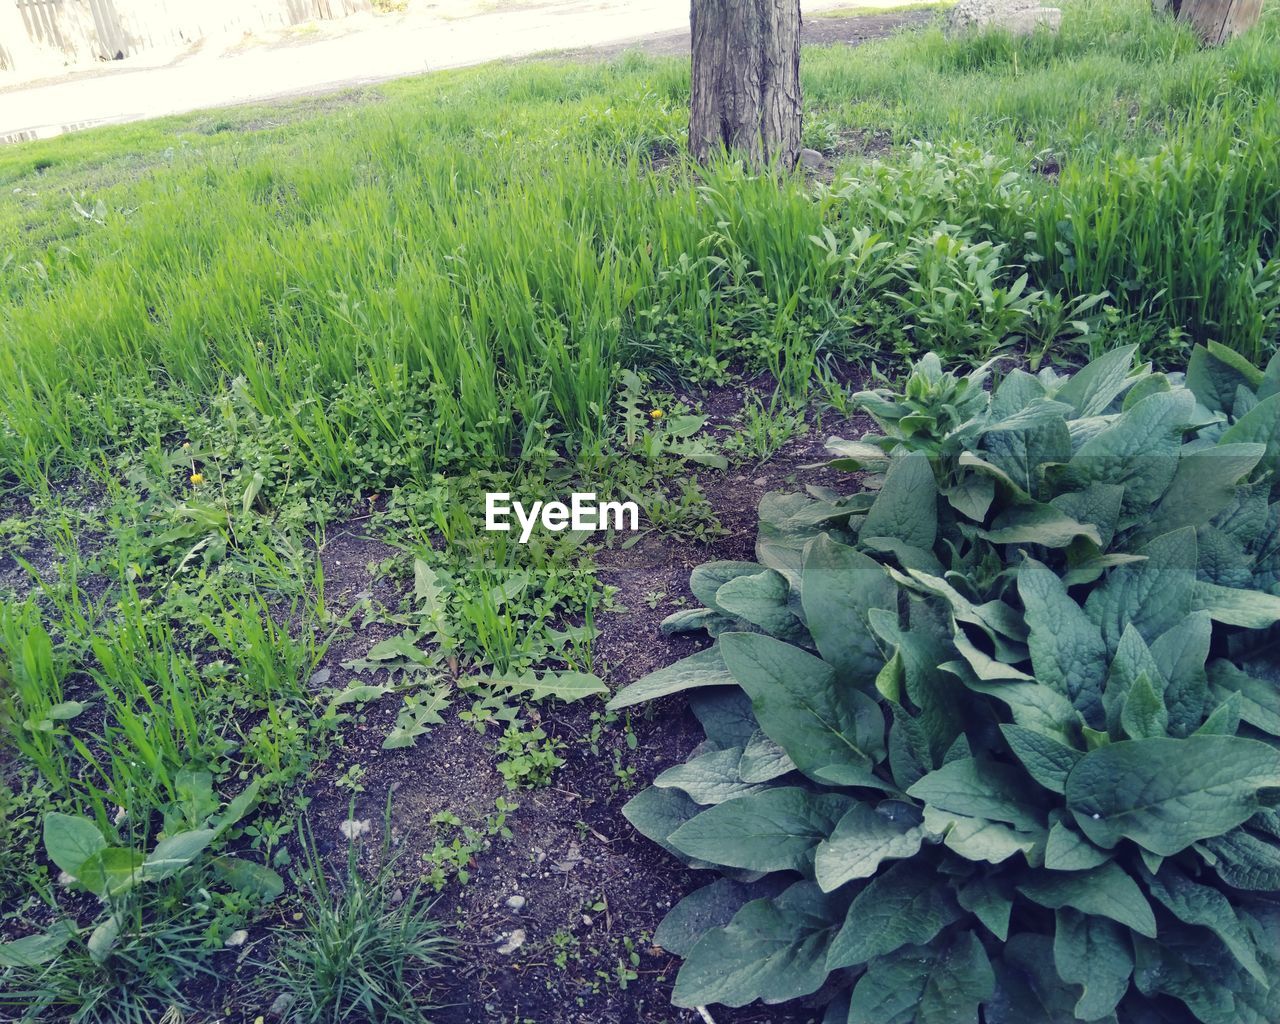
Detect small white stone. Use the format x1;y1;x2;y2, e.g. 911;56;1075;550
505;894;526;911
339;818;372;840
224;929;249;947
496;928;526;955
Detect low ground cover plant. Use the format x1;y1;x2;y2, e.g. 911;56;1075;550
613;344;1280;1022
262;817;455;1024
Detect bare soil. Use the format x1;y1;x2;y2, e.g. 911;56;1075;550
223;370;877;1024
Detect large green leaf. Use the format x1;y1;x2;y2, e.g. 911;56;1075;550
86;914;121;965
1192;581;1280;629
1119;674;1168;740
1053;909;1132;1021
1149;613;1211;735
1043;820;1111;870
667;787;854;874
42;813;107;877
946;472;996;522
690;561;770;613
1059;389;1194;516
1019;557;1107;724
887;703;933;790
813;801;924;892
606;646;735;710
142;828;216;881
1085;528;1197;649
1019;862;1156;937
654;747;765;805
1102;624;1163;736
1223;391;1274;483
76;847;144;899
1001;724;1083;794
1143;865;1265;983
720;631;886;787
738;729;796;783
1066;735;1280;855
0;921;77;968
688;688;759;749
882;600;966;758
959;676;1080;744
987;934;1099;1024
208;855;285;900
1051;483;1125;550
924;807;1042;865
861;450;937;550
826;862;962;970
958;875;1014;941
621;786;706;863
1198;821;1280;890
907;757;1042;831
1207;659;1280;737
714;568;804;641
1186;341;1265;414
847;933;994;1024
672;881;843;1008
1137;443;1265;541
1133;928;1279;1024
1055;346;1141;416
982;408;1072;497
801;534;895;683
980;502;1102;548
654;877;783;957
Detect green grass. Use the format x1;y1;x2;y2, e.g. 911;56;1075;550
261;817;455;1024
1;1;1279;1017
1;0;1278;493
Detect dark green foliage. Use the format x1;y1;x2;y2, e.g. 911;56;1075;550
613;345;1280;1022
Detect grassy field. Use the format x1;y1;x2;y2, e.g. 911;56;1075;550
1;1;1278;1020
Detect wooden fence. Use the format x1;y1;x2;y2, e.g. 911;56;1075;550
2;0;371;70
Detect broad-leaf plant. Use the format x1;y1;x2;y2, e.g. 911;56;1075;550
611;344;1280;1023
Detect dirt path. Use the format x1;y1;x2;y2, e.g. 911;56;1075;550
0;1;936;144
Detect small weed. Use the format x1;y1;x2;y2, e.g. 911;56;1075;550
264;817;455;1024
495;725;566;790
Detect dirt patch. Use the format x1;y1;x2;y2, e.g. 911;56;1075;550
222;375;877;1024
0;478;110;602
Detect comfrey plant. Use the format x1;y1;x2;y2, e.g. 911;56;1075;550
611;344;1280;1023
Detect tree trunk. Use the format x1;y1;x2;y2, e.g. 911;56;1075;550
689;0;802;170
1154;0;1262;45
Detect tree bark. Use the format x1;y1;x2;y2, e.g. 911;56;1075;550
1154;0;1262;45
689;0;802;170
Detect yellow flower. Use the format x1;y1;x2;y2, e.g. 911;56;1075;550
189;472;204;485
181;442;191;450
649;408;664;419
